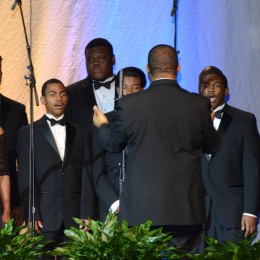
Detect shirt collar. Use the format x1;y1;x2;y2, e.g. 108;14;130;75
213;103;225;113
45;113;65;120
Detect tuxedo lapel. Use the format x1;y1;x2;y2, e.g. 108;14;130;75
63;122;76;163
218;106;232;141
208;105;232;162
37;117;60;157
84;77;97;107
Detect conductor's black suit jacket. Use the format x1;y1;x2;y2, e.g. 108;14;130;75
17;116;95;232
201;104;260;228
0;94;28;208
98;79;219;226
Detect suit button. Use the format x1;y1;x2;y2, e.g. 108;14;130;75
61;172;65;176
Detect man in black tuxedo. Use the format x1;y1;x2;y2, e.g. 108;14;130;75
65;37;117;128
93;44;219;254
199;66;260;244
65;38;119;219
0;60;28;227
17;79;95;247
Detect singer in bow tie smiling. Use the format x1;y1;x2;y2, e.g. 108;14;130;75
17;78;95;251
199;66;260;248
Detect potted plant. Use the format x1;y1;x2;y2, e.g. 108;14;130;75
191;235;260;259
0;219;48;259
52;212;184;259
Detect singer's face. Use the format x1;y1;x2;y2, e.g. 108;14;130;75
199;74;228;111
41;83;68;118
117;76;143;96
86;46;115;81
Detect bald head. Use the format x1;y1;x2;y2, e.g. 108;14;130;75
147;44;178;79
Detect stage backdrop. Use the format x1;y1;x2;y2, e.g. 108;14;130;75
0;0;175;119
0;1;259;124
0;0;260;237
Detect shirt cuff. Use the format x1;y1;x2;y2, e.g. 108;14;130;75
110;200;120;213
243;213;257;218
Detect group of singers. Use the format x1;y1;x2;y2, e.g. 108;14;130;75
0;38;259;256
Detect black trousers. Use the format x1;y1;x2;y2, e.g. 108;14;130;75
40;223;66;260
153;224;203;255
207;208;244;243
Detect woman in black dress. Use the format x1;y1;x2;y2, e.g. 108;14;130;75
0;126;10;227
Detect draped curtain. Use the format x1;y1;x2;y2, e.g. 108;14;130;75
0;1;259;126
0;0;259;236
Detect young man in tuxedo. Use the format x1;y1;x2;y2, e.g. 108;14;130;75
0;58;28;227
65;38;119;219
93;66;146;220
198;66;260;244
116;66;146;96
65;38;116;127
93;44;219;254
17;79;95;248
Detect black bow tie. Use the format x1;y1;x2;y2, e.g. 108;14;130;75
214;110;223;119
46;116;66;126
93;77;115;90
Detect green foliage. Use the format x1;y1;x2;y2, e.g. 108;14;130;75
0;218;48;259
52;214;260;260
2;217;260;259
192;235;260;260
52;212;184;259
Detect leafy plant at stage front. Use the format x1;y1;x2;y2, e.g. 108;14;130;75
49;212;260;259
0;218;48;259
52;212;184;259
191;235;260;260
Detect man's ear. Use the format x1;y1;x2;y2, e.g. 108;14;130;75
225;87;229;96
177;63;181;73
112;55;115;65
146;64;150;74
40;96;46;105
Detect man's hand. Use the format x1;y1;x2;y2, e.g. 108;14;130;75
11;206;24;228
93;105;108;128
241;215;256;237
35;220;43;234
26;220;43;235
79;219;90;232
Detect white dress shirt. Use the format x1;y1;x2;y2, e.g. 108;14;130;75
212;103;225;130
45;113;66;161
93;76;116;114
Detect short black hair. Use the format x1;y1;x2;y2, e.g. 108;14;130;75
41;78;65;96
85;38;113;56
148;44;178;76
198;66;228;93
116;66;147;88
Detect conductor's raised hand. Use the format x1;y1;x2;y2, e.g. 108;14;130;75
93;105;108;128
